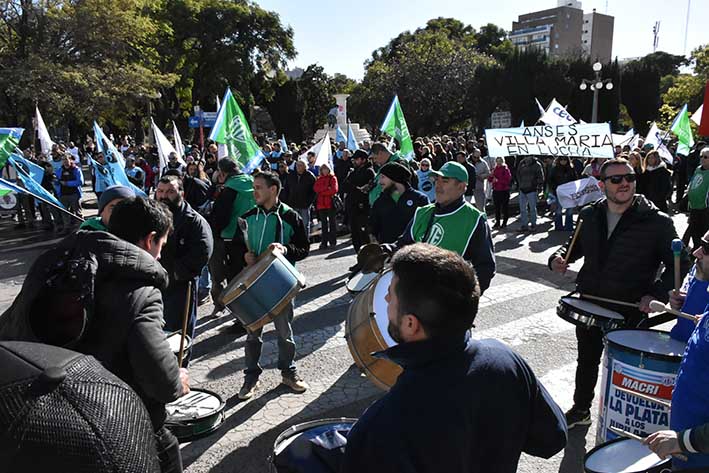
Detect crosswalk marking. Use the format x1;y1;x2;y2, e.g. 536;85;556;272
473;308;573;346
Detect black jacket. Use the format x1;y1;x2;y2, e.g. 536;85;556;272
369;186;429;244
285;170;316;209
549;195;690;315
160;200;213;285
334;158;353;192
0;231;182;429
548;163;578;195
344;162;376;213
343;333;567;473
517;157;545;193
183;176;210;209
640;165;672;213
461;159;477;196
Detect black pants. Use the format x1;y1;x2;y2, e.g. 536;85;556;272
155;426;183;473
492;190;510;225
319;208;337;246
349;211;370;252
684;208;709;249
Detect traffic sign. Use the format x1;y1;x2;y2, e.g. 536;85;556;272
188;116;200;128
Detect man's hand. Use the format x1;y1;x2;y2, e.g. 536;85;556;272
244;252;257;266
550;256;569;274
643;430;682;460
669;289;686;311
639;295;655;313
268;242;287;255
179;368;190;396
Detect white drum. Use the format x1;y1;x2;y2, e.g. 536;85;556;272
346;271;380;295
584;437;670;473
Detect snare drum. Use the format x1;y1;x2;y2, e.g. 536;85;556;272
165;331;192;361
345;270;401;390
270;418;356;473
584;437;671;473
220;249;306;332
557;294;624;331
345;271;379;295
165;388;225;442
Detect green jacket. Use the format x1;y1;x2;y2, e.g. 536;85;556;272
79;216;107;232
220;174;256;239
688;167;709;210
242;201;310;265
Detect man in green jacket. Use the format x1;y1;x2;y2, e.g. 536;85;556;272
79;185;135;232
685;147;709;248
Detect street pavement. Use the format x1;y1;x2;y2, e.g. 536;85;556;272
0;204;689;473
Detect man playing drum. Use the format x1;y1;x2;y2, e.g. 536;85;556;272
383;161;495;293
549;157;690;429
238;171;310;400
342;243;567;473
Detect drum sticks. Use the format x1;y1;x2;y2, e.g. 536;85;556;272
178;281;192;368
610;426;689;462
563;219;583;266
672;239;683;292
647;300;699;324
580;293;640;309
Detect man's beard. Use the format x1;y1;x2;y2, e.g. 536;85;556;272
160;197;181;212
387;317;404;344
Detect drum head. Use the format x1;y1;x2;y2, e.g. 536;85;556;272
605;329;686;360
272;418;356;473
166;389;223;422
165;332;192;354
346;271;379;293
372;271;397;348
561;297;624;320
584;437;668;473
273;418;357;456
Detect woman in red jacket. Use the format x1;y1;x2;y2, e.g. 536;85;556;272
313;162;339;249
489;157;512;229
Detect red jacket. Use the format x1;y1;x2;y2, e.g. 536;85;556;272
313;174;339;210
489;165;512;191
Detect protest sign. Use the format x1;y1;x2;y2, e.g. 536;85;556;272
556;176;604;209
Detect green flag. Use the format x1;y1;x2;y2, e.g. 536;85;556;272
209;88;264;173
671;104;695;156
0;128;24;168
380;95;414;160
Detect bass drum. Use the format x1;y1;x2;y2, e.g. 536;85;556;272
345;270;401;390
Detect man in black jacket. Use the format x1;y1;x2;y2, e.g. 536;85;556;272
0;197;189;472
156;175;213;365
285;160;316;238
344;149;375;252
343;243;567;473
369;162;429;244
549;157;690;428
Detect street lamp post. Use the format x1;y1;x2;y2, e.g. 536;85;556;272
579;62;613;123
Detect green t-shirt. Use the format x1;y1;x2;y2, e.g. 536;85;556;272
409;202;484;255
688;167;709;210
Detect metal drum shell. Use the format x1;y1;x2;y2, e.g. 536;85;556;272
557;295;625;331
165;388;226;443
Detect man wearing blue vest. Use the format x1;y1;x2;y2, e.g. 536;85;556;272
383;161;495;293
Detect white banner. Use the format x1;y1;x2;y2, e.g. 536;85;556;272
556;176;604;209
485;123;614;159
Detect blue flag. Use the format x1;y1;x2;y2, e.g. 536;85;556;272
7;157;64;209
347;125;358;151
11;153;44;183
93;122;146;196
335;125;346;145
280;135;288;151
88;154;119;188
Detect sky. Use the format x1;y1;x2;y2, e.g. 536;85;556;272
256;0;708;80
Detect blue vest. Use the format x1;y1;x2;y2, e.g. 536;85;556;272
670;265;709;342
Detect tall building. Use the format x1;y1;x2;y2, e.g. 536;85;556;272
510;1;613;62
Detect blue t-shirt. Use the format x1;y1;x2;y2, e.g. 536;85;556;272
670;265;709;342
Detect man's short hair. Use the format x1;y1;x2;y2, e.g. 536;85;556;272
370;142;390;155
108;197;173;245
391;243;480;337
255;170;282;193
701;147;709;158
158;174;183;192
217;157;238;174
599;157;631;179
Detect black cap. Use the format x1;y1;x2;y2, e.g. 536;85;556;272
351;149;369;161
380;162;411;184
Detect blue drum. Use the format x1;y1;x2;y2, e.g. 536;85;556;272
220;250;306;332
597;329;685;444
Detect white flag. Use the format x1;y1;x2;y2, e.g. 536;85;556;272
172;121;184;159
644;122;666;149
151;118;185;176
556;177;604;209
628;134;641;149
540;98;577;126
315;133;333;168
535;98;546;118
612;129;635;147
299;134;327;164
691;105;703;126
35;106;55;157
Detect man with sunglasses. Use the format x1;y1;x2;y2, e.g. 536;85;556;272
549;157;690;429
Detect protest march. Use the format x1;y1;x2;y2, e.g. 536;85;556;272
1;1;709;472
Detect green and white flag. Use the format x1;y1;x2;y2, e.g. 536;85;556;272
671;104;695;156
209;88;264;173
0;128;23;169
380;95;414;160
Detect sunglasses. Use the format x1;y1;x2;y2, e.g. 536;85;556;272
699;239;709;254
420;164;430;168
603;173;637;184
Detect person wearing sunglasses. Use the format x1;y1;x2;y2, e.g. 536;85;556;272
548;157;690;430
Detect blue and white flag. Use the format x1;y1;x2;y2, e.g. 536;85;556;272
280;134;288;151
93;121;146;196
7;157;64;209
11;153;44;183
540;98;577;126
335;125;346;145
347;125;357;151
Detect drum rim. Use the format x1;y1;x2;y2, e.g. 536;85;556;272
346;270;379;293
559;295;624;320
583;436;669;473
165;331;193;350
220;250;278;305
604;328;685;361
165;387;226;423
271;417;357;454
557;302;623;330
171;410;226;443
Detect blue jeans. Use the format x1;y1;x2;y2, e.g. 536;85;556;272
244;300;296;379
296;207;311;239
555;205;574;230
198;265;211;296
518;191;538;227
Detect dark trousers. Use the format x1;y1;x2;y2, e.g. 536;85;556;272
684;208;709;249
492;190;510;225
349;211;370;252
319;208;337;246
155;426;183;473
162;279;198;367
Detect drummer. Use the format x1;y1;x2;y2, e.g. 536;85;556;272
342;243;567;473
382;161;496;293
549;157;690;429
237;171;310;401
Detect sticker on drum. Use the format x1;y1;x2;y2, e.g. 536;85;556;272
165;388;225;442
372;270;396;348
346;271;379;294
584;437;669;473
561;297;624;321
